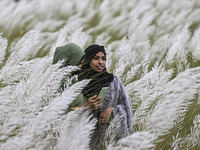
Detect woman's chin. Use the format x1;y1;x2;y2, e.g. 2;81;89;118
91;67;103;72
96;69;103;72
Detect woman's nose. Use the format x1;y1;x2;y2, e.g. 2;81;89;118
99;58;103;63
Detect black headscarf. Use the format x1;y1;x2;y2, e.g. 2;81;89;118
78;44;114;99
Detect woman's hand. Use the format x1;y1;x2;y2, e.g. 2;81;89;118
86;95;102;110
99;107;113;124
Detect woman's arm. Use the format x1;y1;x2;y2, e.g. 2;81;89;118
99;107;113;123
110;76;134;134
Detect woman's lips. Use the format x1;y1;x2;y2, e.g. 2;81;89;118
96;66;104;70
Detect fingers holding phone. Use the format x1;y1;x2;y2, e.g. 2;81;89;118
87;95;102;110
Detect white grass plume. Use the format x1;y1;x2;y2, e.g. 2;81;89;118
10;30;42;64
0;79;90;150
182;114;200;149
104;115;123;146
48;25;91;57
170;114;200;149
129;63;173;126
56;109;96;150
107;131;156;150
0;33;7;67
144;67;200;136
169;132;182;150
0;58;81;146
190;28;200;60
0;58;48;85
165;25;190;72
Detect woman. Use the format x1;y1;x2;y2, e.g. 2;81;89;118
79;44;133;150
52;43;85;110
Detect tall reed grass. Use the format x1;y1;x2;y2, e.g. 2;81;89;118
0;0;200;149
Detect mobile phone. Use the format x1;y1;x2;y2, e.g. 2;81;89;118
98;87;108;99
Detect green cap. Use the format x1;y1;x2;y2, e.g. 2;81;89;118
52;43;84;68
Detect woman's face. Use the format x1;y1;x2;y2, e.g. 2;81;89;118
77;58;85;68
90;52;106;72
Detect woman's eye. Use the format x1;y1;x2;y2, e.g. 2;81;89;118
102;57;106;60
93;57;99;60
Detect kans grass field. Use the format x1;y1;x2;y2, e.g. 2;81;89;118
0;0;200;149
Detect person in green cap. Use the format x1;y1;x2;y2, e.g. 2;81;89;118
52;43;86;111
52;43;85;69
